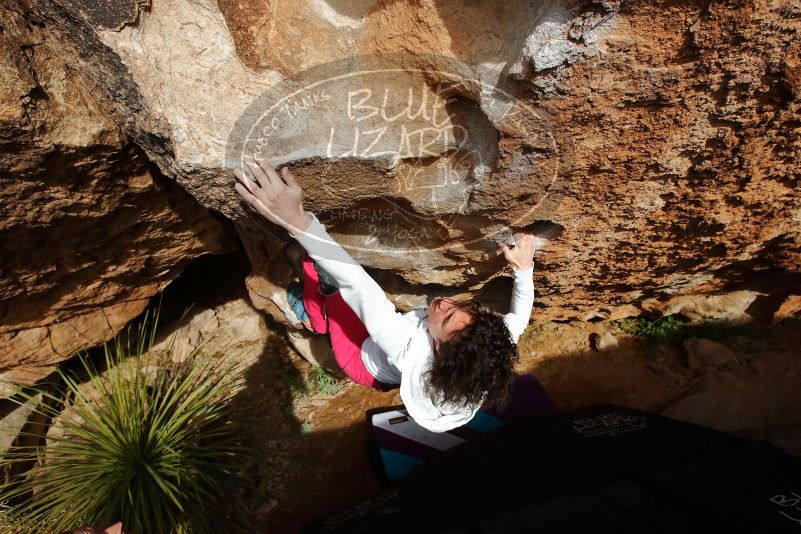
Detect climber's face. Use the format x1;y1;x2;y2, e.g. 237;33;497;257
428;297;475;350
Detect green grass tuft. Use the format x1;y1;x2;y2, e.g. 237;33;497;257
614;314;766;346
0;305;254;534
300;420;314;434
615;316;687;344
307;367;342;396
281;366;342;400
279;371;309;397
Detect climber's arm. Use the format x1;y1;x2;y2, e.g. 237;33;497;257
233;156;418;358
503;265;535;343
499;234;539;344
288;212;419;357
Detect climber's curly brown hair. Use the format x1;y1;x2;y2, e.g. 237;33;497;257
424;300;519;411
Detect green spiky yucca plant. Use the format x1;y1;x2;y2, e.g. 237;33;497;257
0;305;254;533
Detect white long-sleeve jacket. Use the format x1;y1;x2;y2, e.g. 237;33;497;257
289;212;535;432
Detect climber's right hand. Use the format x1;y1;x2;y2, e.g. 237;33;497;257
234;156;312;235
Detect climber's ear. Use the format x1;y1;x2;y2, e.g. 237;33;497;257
433;338;441;357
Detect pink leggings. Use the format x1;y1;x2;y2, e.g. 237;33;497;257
302;254;382;390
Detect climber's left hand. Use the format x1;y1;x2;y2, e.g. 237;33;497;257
234;156;312;235
499;233;541;271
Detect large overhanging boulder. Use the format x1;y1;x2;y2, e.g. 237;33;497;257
6;0;801;332
0;3;235;392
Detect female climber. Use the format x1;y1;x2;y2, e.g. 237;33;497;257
233;156;538;433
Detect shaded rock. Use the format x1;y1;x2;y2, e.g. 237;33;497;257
0;394;48;484
235;220;300;330
644;362;690;387
662;371;772;432
256;499;279;517
0;366;56;398
151;298;267;365
0;4;234;388
772;295;801;326
748;358;768;376
607;305;641;322
642;291;762;326
738;424;801;458
594;331;619;352
684;337;738;371
0;396;40;456
151;308;219;363
285;329;339;373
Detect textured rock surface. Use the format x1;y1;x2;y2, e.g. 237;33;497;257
5;0;801;332
149;297;268;365
683;337;737;370
0;393;46;484
662;370;772;431
0;4;234;390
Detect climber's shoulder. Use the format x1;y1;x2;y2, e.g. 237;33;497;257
405;307;428;324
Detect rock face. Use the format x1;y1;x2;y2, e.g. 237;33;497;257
683;337;737;371
0;4;234;391
3;0;801;333
149;297;268;366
